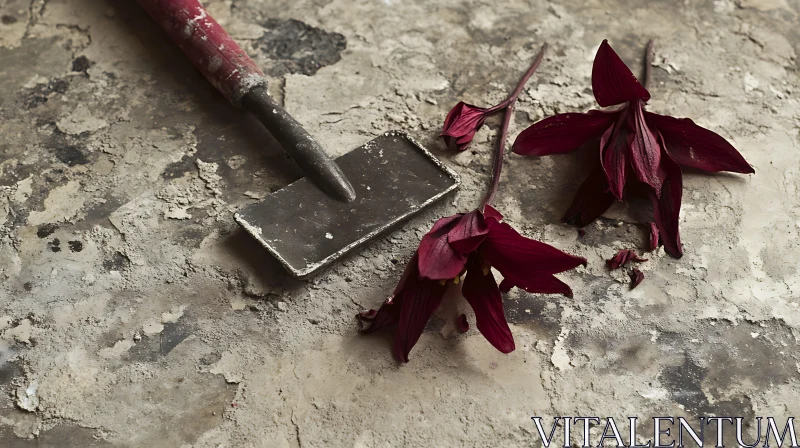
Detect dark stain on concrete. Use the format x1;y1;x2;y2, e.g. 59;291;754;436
660;352;756;440
257;18;347;77
0;359;23;387
22;78;69;110
502;288;567;341
1;15;18;25
36;223;59;238
660;353;708;414
53;145;89;167
71;55;92;73
48;238;61;253
126;317;194;362
102;251;130;272
68;240;83;252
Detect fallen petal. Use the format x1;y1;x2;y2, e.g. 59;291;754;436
592;40;651;107
629;268;645;289
513;110;618;156
606;249;647;270
646;112;754;174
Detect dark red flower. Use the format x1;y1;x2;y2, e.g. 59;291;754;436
606;249;647;270
441;101;507;151
629;268;644;289
513;40;754;258
357;205;586;362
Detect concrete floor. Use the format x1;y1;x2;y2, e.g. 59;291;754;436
1;0;799;446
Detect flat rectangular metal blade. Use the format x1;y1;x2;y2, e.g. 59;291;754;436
234;131;460;278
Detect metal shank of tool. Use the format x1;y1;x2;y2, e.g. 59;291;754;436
241;87;356;203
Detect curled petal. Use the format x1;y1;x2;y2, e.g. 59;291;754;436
563;161;616;227
629;268;645;289
592;40;651;107
441;101;503;151
498;272;574;298
462;256;514;353
392;274;448;362
606;249;647;270
418;215;468;280
646;112;755;174
481;220;587;277
651;156;684;258
447;209;489;254
513;110;618;156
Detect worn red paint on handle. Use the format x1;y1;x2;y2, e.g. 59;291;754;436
137;0;266;105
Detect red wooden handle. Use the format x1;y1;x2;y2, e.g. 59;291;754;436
137;0;266;105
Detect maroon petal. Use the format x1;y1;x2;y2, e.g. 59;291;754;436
481;220;587;277
447;209;489;254
498;272;574;298
651;156;683;258
629;268;645;289
606;249;647;270
630;102;663;194
646;112;754;174
462;256;515;353
600;117;629;200
563;161;616;227
418;215;468;280
647;222;659;251
592;40;651;107
392;274;448;362
456;314;470;333
513;110;618;156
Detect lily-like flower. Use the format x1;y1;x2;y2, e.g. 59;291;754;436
513;40;754;257
441;101;507;151
358;205;586;362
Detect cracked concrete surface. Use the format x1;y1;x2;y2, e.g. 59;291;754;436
1;0;800;446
